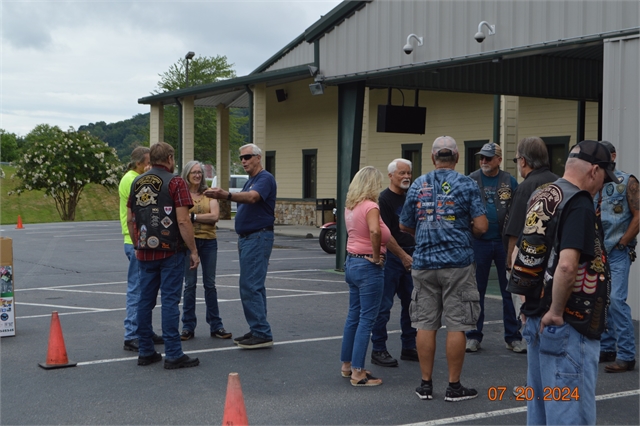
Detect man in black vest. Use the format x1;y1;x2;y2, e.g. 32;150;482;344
466;143;522;353
127;142;200;369
508;140;614;425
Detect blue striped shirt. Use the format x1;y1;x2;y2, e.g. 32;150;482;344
400;169;486;270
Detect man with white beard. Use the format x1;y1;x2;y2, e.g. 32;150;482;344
465;143;522;353
370;158;419;368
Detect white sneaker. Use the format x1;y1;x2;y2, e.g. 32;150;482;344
465;339;481;352
506;340;527;353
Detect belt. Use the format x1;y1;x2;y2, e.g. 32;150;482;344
347;252;372;258
238;226;274;238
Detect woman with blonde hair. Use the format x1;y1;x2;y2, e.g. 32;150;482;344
340;166;391;386
179;161;232;341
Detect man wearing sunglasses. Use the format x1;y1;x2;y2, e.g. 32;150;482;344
508;140;614;425
594;140;638;373
204;143;277;349
465;143;522;354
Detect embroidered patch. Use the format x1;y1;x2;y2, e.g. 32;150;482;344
521;239;547;255
147;236;159;249
523;185;562;235
498;187;512;201
616;184;625;194
441;182;451;194
135;186;158;207
573;264;597;294
164;206;173;215
161;217;173;228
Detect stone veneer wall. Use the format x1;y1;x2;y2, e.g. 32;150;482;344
274;200;329;227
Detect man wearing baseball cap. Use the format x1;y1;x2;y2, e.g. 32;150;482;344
508;140;613;424
465;143;522;353
594;140;638;373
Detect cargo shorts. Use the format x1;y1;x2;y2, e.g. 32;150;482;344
409;264;480;332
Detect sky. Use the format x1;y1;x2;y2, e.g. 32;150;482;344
1;0;343;136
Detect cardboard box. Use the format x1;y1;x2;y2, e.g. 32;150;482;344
0;237;15;337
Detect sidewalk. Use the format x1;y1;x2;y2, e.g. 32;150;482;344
217;219;321;238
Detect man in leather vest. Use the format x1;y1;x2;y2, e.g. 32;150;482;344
594;140;639;373
508;140;615;425
465;143;522;353
127;142;200;369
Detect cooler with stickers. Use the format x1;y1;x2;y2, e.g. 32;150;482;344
0;237;16;337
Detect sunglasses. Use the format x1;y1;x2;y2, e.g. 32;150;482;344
512;156;521;163
239;154;258;161
479;155;494;162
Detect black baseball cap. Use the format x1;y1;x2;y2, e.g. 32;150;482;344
599;140;616;154
568;140;617;183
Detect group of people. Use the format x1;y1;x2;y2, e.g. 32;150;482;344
340;135;637;422
118;142;277;369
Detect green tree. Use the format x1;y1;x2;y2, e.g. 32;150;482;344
154;55;248;168
9;125;124;221
0;129;19;162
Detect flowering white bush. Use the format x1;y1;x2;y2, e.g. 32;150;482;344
9;126;124;221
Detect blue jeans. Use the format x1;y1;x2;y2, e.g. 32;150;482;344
238;230;273;340
600;246;636;361
181;238;223;333
124;244;155;340
371;251;416;352
341;256;384;370
137;251;186;360
466;238;521;343
523;317;599;425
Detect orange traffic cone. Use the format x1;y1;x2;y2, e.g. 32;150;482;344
222;372;248;425
38;311;77;369
15;215;24;229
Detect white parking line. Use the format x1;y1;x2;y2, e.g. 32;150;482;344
18;302;111;311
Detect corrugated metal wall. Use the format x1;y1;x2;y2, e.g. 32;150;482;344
265;41;314;72
318;0;639;78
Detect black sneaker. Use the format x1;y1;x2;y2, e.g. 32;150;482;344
211;328;232;339
124;339;139;352
152;333;164;345
401;348;419;362
371;350;398;367
180;330;194;341
237;335;273;349
445;384;478;402
233;332;252;345
415;380;433;400
137;351;162;366
164;354;200;369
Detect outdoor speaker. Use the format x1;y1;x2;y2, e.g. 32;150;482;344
276;89;287;102
377;104;427;134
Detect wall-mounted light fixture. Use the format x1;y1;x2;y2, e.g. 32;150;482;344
403;34;423;55
275;89;288;102
309;82;324;96
474;21;495;43
185;51;195;87
308;65;319;77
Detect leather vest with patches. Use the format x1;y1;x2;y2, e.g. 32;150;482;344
131;168;183;251
507;178;610;339
469;169;513;232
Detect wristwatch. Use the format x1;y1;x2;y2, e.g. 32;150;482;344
227;192;232;200
616;243;625;250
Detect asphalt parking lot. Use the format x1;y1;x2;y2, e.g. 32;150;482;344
1;220;638;425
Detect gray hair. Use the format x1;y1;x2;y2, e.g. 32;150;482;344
517;137;550;170
388;158;412;174
181;160;207;194
128;146;150;171
240;143;262;156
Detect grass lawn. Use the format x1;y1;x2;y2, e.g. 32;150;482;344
0;165;120;225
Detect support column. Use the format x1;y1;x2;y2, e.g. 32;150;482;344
577;101;586;143
252;83;267;153
150;103;164;145
216;104;232;219
182;96;195;169
501;95;519;179
336;81;366;270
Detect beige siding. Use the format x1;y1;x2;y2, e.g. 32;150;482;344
265;79;339;199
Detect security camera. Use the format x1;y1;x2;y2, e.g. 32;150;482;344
474;31;486;43
403;43;414;54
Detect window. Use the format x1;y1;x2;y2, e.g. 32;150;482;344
464;140;489;175
302;149;317;199
402;143;422;179
265;151;276;177
541;136;570;177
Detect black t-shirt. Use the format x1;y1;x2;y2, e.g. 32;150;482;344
379;187;415;250
521;192;596;316
504;168;559;238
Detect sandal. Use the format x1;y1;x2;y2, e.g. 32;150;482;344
350;375;382;387
341;370;374;378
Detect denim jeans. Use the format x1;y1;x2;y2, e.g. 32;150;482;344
600;246;636;361
341;256;384;370
371;251;416;352
238;230;273;340
523;316;599;425
466;238;521;343
181;238;223;333
124;244;140;340
137;251;186;360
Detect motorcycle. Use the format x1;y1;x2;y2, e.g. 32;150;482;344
319;208;337;254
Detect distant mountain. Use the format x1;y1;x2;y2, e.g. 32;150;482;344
79;113;150;161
